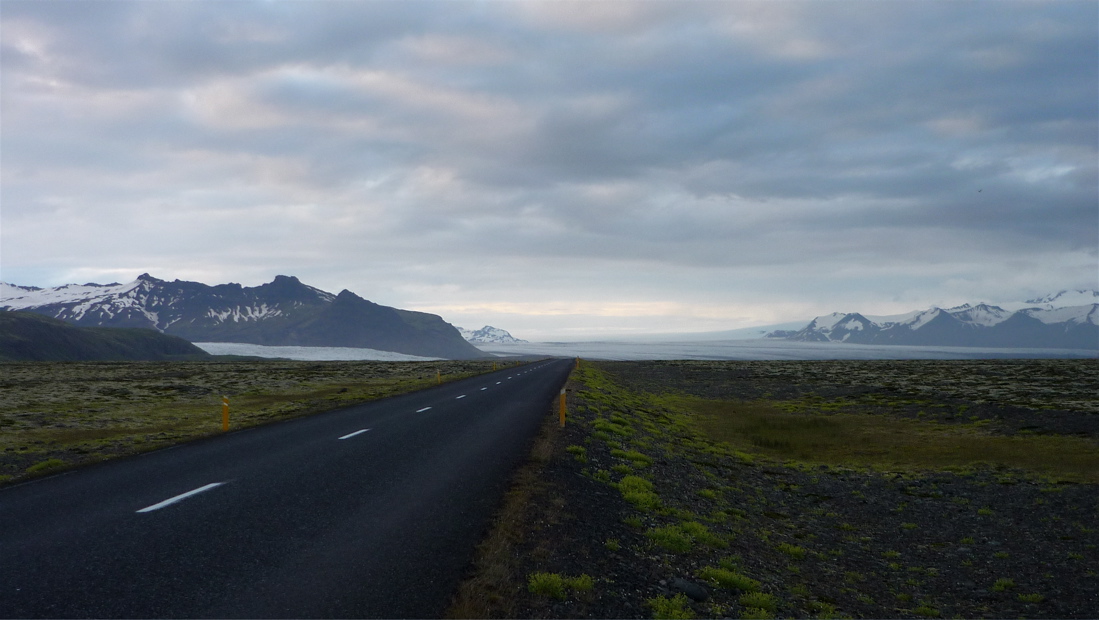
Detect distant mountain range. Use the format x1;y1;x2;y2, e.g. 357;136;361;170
0;274;485;359
458;325;528;344
766;290;1098;350
0;311;211;362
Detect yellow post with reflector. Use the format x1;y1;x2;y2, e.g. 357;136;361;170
222;396;230;431
559;388;566;427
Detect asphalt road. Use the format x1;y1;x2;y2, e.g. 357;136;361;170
0;358;573;618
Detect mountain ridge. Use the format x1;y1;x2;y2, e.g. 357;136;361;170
0;274;485;359
766;292;1098;350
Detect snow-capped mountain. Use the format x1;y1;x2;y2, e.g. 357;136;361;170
767;292;1098;350
0;274;485;359
0;275;336;332
458;325;528;344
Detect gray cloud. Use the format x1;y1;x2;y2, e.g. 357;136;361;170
1;0;1095;338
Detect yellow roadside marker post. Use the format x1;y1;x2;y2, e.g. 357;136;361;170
437;370;441;385
222;396;230;431
559;388;566;427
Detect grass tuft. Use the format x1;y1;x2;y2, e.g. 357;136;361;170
527;572;566;599
618;475;662;511
698;566;761;592
738;591;778;612
646;524;694;553
776;542;806;559
26;458;67;474
647;593;695;619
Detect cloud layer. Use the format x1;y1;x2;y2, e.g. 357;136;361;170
2;1;1096;338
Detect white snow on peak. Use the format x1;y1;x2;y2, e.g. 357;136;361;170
909;308;942;330
0;279;139;310
3;276;296;328
863;310;924;325
809;312;848;332
948;303;1013;327
1024;289;1099;309
1023;304;1099;326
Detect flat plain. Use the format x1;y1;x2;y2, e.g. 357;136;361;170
454;358;1099;619
0;359;500;486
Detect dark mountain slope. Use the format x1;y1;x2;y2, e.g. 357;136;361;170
0;312;211;362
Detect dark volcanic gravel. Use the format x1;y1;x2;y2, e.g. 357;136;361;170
494;360;1098;619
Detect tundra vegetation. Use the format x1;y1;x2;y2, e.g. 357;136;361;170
0;359;502;486
451;359;1098;619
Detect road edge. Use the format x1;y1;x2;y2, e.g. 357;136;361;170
446;365;579;618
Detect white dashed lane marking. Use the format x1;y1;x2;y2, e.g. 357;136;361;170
137;483;225;513
338;429;371;440
416;407;432;413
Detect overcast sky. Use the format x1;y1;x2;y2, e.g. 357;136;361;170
2;1;1096;339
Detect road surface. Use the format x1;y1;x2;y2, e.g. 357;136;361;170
0;358;573;618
